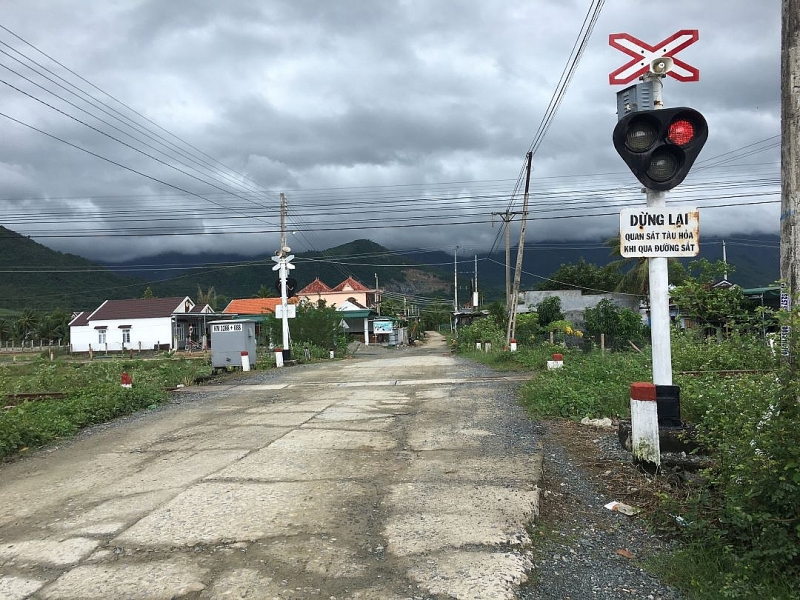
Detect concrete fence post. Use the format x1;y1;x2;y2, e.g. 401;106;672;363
630;382;661;468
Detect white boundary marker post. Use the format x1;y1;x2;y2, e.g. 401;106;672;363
547;353;564;370
630;382;661;468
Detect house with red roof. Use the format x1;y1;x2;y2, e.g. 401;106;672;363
69;296;215;353
297;276;375;308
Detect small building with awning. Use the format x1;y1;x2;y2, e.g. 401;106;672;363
336;299;379;345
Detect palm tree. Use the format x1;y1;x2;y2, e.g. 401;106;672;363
196;285;218;310
14;309;40;342
38;308;69;342
253;284;273;298
606;234;686;296
0;318;12;344
606;236;649;295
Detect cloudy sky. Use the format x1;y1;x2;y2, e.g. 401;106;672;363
0;0;781;264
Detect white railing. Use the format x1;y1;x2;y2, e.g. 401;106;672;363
0;340;67;353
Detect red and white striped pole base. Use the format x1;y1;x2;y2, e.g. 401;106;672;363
630;382;661;468
547;353;563;370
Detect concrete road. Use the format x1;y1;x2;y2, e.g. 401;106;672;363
0;332;542;599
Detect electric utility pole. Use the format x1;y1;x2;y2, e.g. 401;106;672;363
781;0;800;321
506;151;532;346
271;193;294;358
491;210;525;313
473;254;479;308
453;246;459;311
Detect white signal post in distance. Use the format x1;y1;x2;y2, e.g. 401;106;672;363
271;254;295;355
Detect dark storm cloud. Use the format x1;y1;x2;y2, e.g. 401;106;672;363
0;0;783;262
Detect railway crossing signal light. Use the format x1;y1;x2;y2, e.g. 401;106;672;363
274;277;297;297
613;107;708;191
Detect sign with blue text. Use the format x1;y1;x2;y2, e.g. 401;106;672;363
619;207;699;258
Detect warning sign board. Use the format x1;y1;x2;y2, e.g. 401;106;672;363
619;207;699;257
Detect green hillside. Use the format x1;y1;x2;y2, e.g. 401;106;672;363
140;239;452;303
0;226;149;312
0;225;779;313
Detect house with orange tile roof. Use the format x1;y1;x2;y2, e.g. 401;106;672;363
222;297;298;316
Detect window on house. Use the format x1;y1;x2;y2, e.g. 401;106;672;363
98;330;106;345
121;329;131;344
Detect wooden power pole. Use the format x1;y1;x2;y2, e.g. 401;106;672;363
782;0;800;303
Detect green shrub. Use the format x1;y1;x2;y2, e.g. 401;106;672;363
0;357;210;458
677;372;799;592
0;384;167;458
519;350;650;419
455;318;505;352
583;299;649;350
671;329;776;373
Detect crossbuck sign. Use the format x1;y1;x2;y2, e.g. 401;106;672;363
609;30;699;85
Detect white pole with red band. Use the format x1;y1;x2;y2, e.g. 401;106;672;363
630;382;660;467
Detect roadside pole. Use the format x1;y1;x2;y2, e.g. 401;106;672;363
280;258;289;352
610;33;707;469
781;0;799;358
271;193;294;364
506;151;532;346
645;74;672;387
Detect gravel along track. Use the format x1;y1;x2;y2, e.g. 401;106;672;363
518;419;684;599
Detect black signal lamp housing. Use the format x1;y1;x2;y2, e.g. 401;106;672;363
613;107;708;191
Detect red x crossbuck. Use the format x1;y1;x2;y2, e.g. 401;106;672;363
608;30;699;85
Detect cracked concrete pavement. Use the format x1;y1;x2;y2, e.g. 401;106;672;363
0;332;542;599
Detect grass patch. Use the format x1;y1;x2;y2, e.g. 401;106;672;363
459;331;798;597
0;356;213;458
646;542;797;600
518;349;650;419
0;384;168;458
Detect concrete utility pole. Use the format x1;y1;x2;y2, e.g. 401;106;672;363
278;193;290;354
473;254;479;308
781;0;800;306
453;246;459;311
506;152;533;346
280;193;288;258
491;210;525;313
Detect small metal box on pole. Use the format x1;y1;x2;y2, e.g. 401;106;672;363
615;80;655;120
209;320;257;370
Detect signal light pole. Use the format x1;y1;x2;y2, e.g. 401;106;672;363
612;69;708;468
613;78;708;387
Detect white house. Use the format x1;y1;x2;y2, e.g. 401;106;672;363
69;297;215;353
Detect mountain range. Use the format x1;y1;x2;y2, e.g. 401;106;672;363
0;225;781;313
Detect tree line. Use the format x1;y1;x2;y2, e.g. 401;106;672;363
0;308;70;345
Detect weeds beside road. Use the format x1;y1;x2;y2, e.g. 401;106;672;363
456;327;799;599
0;353;211;458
